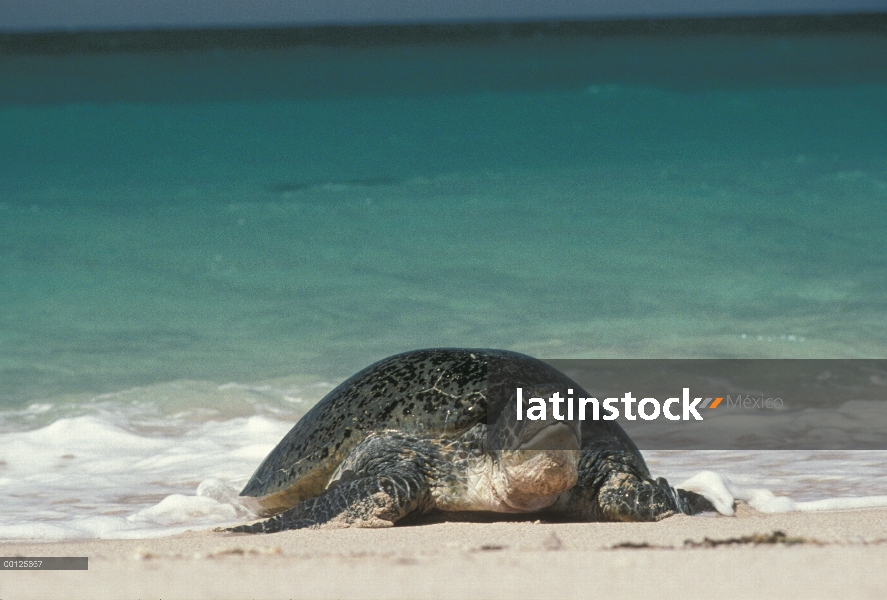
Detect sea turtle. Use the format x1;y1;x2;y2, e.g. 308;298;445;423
228;349;715;533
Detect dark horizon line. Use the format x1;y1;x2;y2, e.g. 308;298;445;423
2;11;886;55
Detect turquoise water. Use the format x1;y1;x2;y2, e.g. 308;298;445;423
0;27;887;406
0;20;886;539
3;26;887;412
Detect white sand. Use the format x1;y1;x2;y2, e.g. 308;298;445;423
2;504;887;599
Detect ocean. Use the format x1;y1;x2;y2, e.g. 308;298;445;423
1;17;886;539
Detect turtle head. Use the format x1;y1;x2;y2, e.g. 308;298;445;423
493;425;580;512
487;385;581;512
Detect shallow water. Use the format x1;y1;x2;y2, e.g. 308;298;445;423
1;20;886;538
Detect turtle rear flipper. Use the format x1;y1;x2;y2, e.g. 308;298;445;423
228;469;430;533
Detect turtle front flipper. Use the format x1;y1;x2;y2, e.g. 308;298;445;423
671;483;717;516
546;449;717;522
595;472;716;521
228;469;430;533
228;432;435;533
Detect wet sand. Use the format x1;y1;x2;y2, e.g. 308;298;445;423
2;504;887;599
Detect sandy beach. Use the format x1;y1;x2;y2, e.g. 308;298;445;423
2;504;886;600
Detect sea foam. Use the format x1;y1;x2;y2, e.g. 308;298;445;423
0;413;291;539
678;470;887;514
